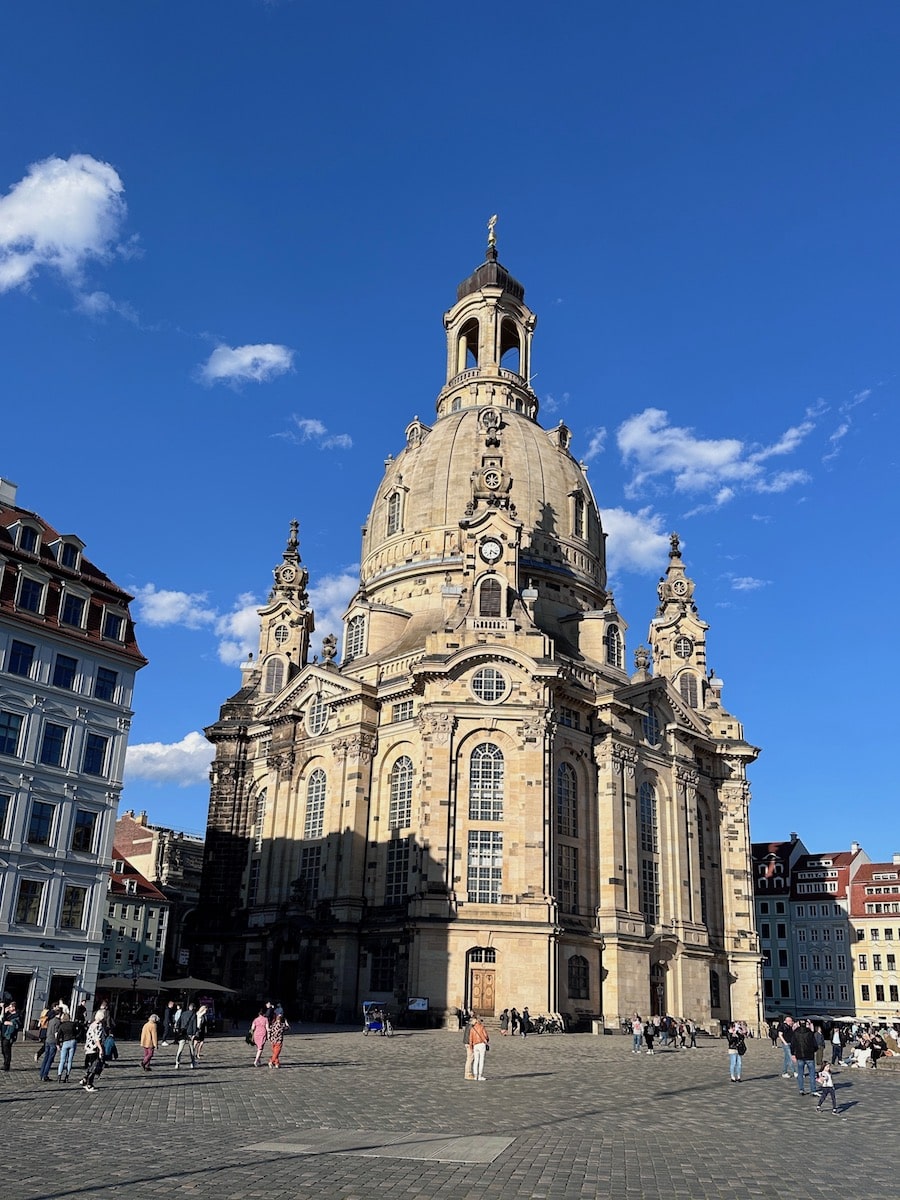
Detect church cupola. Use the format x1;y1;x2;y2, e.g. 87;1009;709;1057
437;217;539;420
648;533;710;708
253;521;315;694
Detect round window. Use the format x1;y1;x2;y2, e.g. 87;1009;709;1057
674;636;694;659
307;694;328;735
274;624;289;645
471;667;509;703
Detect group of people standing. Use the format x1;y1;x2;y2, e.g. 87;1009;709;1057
630;1013;699;1054
497;1007;533;1037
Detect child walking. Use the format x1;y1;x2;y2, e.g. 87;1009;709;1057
816;1062;838;1114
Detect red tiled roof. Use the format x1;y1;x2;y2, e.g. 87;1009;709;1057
110;845;168;903
0;501;146;666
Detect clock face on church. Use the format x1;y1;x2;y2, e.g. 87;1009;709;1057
479;538;503;563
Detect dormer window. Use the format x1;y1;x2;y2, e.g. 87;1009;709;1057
102;610;125;641
344;613;366;660
18;524;39;554
16;573;45;615
59;542;81;570
605;625;623;669
60;590;87;628
125;878;137;895
572;492;586;540
386;491;401;537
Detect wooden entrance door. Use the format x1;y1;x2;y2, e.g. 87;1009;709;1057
470;968;496;1016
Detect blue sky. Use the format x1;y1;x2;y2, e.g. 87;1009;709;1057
2;3;897;860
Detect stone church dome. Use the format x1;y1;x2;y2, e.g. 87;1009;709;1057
357;241;607;645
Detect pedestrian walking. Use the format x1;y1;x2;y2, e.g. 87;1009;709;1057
267;1011;289;1068
56;1008;78;1082
815;1062;838;1114
79;1012;106;1092
250;1009;269;1066
175;1003;198;1069
499;1008;510;1035
38;1006;62;1080
193;1005;209;1060
468;1015;489;1081
140;1014;159;1071
1;1001;21;1071
519;1007;531;1038
777;1017;796;1078
509;1007;520;1036
727;1022;745;1082
462;1011;476;1079
160;1000;177;1045
792;1019;818;1095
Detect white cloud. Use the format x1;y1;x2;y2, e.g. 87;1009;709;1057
125;731;213;787
600;506;670;575
583;427;607;462
823;388;871;464
730;576;770;591
277;414;353;451
0;154;128;293
617;407;813;500
133;584;217;629
75;289;139;323
215;593;264;666
199;342;294;386
309;569;359;648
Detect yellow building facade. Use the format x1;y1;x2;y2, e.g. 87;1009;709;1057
194;239;761;1029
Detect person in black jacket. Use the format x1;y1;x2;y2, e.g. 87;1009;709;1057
174;1003;198;1069
792;1019;818;1095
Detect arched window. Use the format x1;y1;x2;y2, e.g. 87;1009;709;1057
469;743;504;821
386;492;401;536
344;613;366;660
388;756;413;829
479;577;502;618
499;318;521;375
642;705;660;746
253;788;267;851
639;782;658;853
263;658;284;694
679;672;698;707
709;968;721;1010
605;625;623;669
307;694;328;736
556;762;577;837
304;769;326;839
457;318;479;372
573;492;586;539
568;954;589;999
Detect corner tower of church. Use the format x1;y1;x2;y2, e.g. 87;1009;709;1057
193;232;761;1034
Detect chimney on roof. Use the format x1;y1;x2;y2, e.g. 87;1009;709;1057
0;478;18;506
893;853;900;866
851;841;860;854
137;811;148;826
790;832;797;843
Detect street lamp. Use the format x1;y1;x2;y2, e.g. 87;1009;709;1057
128;956;141;1015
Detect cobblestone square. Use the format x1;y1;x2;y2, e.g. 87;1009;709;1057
2;1028;897;1200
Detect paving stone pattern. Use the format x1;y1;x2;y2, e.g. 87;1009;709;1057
1;1027;897;1200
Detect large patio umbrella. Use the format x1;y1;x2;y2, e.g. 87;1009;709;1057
95;976;161;991
158;975;237;994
